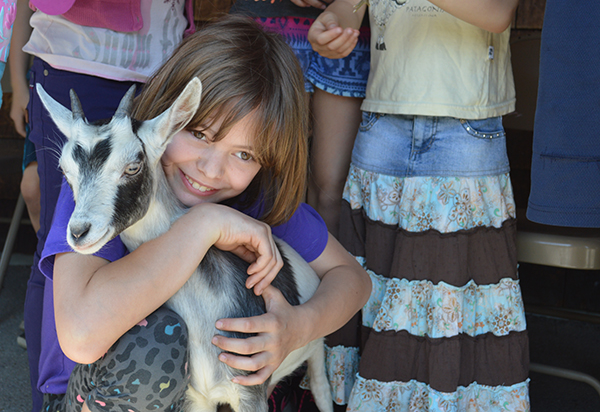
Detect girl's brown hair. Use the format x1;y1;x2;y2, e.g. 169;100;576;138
133;14;309;226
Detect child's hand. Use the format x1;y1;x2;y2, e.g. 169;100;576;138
290;0;331;9
308;11;359;59
211;286;308;386
190;203;283;294
10;84;29;137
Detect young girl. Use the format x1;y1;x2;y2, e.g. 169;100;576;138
230;0;371;238
309;1;530;411
38;15;371;412
16;2;194;410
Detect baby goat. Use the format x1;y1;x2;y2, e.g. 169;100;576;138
36;79;333;412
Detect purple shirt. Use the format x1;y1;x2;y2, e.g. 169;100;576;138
38;179;328;394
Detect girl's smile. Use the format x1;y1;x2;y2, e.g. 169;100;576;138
162;114;262;207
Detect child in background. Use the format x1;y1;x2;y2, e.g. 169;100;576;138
15;1;195;410
0;0;16;102
309;0;530;410
39;15;370;412
9;0;39;235
230;0;370;238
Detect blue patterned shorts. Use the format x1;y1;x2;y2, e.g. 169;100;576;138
256;16;370;98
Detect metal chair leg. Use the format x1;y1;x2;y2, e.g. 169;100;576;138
0;194;26;291
530;362;600;397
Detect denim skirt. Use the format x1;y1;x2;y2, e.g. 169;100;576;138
352;113;510;178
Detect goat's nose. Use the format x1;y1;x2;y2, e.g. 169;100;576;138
70;222;91;241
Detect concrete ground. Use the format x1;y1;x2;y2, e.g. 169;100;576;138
0;254;33;412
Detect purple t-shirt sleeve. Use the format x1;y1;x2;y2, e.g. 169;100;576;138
39;179;127;280
241;201;329;263
271;203;328;263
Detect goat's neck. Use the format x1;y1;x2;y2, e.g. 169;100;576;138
120;166;186;251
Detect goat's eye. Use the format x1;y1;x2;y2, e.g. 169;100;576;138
124;162;142;176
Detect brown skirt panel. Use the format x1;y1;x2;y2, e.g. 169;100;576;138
338;201;518;287
358;327;529;393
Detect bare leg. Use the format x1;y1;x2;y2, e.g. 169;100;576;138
307;88;362;238
81;401;92;412
20;161;41;233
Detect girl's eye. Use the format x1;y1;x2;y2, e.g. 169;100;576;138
190;130;207;141
124;162;142;176
236;151;253;161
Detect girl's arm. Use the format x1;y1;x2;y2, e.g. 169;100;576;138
307;0;365;59
53;202;283;364
9;0;33;137
428;0;519;33
212;233;371;385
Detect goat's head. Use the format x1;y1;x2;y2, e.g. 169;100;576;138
37;78;202;254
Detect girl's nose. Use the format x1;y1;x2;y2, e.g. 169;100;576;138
196;150;224;179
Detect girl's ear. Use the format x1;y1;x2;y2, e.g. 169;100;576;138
138;77;203;155
36;83;84;140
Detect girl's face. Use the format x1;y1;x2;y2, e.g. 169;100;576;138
162;114;262;207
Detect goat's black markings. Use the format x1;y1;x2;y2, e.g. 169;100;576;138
111;146;153;235
130;118;141;135
200;247;300;341
73;138;113;179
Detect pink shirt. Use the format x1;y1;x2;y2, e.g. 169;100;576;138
30;0;194;36
24;0;195;82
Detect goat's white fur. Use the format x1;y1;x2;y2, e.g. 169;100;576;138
36;79;333;412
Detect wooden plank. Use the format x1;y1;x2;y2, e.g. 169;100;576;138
514;0;546;30
194;0;234;25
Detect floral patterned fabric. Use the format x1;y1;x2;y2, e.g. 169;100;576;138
0;0;15;62
343;165;515;233
324;345;361;405
347;375;530;412
364;273;526;338
330;162;530;411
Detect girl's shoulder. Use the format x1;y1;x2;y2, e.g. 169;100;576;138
271;203;328;263
239;199;328;263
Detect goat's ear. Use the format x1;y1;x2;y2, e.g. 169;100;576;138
35;83;80;140
139;77;202;154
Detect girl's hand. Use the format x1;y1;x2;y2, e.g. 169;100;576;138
10;82;29;137
308;11;360;59
191;203;284;294
290;0;331;9
211;285;307;385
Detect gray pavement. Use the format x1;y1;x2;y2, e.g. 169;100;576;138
0;254;33;412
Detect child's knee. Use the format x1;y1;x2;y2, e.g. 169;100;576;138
20;163;40;204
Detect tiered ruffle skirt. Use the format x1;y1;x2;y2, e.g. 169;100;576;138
326;165;530;411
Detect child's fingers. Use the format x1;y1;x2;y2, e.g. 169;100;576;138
215;313;269;337
245;244;282;294
215;349;276;386
313;26;344;47
290;0;327;9
335;36;360;58
219;352;269;372
232;366;275;386
323;28;359;53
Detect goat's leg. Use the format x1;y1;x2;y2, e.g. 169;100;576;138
306;344;334;412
